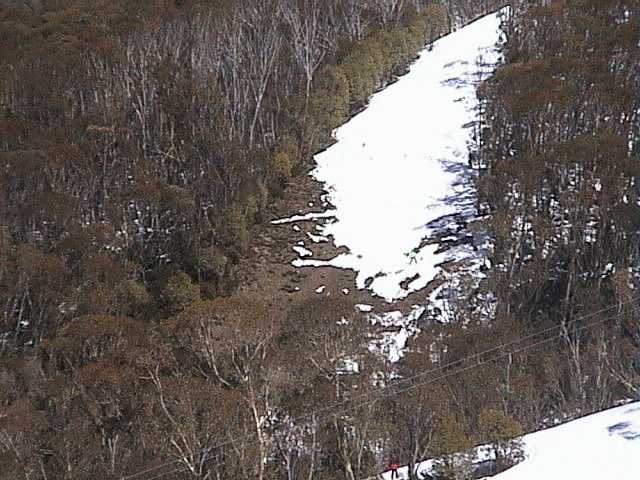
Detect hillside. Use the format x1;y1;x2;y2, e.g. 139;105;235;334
485;401;640;480
384;401;640;480
1;1;639;480
289;10;504;303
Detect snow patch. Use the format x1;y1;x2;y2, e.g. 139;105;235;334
270;211;335;225
292;245;313;257
291;11;504;301
307;232;328;243
368;306;426;362
356;304;373;312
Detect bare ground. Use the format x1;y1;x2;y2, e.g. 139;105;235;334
236;169;442;325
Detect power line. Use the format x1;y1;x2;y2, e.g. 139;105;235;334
122;296;639;479
126;297;638;479
142;308;624;480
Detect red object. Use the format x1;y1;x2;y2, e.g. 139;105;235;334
389;463;400;470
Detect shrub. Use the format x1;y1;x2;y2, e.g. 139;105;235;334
476;408;525;471
224;203;249;251
162;271;200;314
307;65;349;148
115;279;151;317
431;415;473;480
273;135;299;180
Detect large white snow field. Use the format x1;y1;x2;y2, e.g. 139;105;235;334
483;401;640;480
292;10;506;301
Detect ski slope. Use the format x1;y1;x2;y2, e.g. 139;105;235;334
484;402;640;480
382;401;640;480
289;10;507;301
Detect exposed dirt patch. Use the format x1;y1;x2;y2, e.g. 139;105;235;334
235;164;467;334
236;170;423;322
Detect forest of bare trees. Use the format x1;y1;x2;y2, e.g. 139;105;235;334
0;0;457;351
477;0;640;414
0;1;513;479
3;0;637;479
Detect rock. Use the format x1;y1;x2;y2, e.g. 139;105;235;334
400;273;420;290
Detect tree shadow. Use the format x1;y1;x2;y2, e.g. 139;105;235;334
423;157;479;225
607;419;640;441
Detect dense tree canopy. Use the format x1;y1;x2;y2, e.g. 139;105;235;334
6;1;634;479
478;0;640;414
0;1;510;479
0;0;457;350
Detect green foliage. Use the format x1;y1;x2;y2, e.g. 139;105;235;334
0;0;453;333
307;65;350;148
480;0;640;413
338;6;450;109
161;271;200;314
197;247;228;279
341;47;379;106
412;4;449;41
244;193;259;224
273;136;299;180
115;279;152;317
224;203;249;251
477;408;522;442
476;408;524;470
431;415;473;480
435;414;472;454
255;179;270;215
0;3;523;479
273;148;293;180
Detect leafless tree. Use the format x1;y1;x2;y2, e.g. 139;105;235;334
239;0;283;147
370;0;406;28
283;0;336;100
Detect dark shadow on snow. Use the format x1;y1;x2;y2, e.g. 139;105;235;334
607;419;640;441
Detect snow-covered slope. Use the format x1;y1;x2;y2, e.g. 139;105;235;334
384;402;640;480
291;10;506;301
483;402;640;480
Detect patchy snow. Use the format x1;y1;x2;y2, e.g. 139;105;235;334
342;288;350;295
270;211;335;225
315;285;326;294
307;232;328;243
290;10;505;301
594;178;602;192
356;304;373;312
292;245;313;257
368;306;426;363
337;357;360;374
292;256;352;270
381;401;640;480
